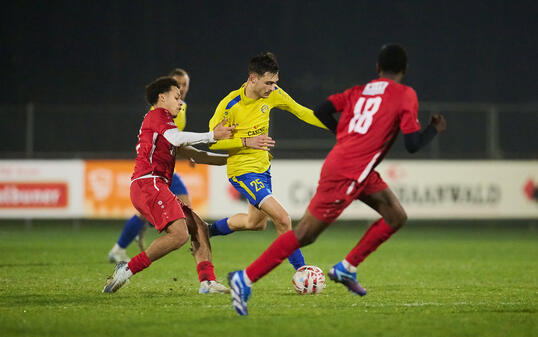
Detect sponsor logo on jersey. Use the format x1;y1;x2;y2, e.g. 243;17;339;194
247;126;266;136
261;105;269;113
167;122;176;126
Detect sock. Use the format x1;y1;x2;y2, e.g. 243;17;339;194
111;243;125;253
127;251;152;275
287;248;305;270
345;218;397;267
242;270;253;287
117;215;146;248
342;259;357;273
209;217;233;236
196;261;216;282
245;230;300;283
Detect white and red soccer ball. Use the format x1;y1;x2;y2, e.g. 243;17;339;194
292;265;326;294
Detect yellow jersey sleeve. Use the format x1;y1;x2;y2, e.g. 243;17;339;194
273;87;328;130
208;97;242;150
173;101;187;131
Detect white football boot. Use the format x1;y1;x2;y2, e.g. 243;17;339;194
198;280;231;294
102;262;132;293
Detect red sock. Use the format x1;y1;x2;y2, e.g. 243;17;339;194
197;261;216;282
245;230;300;283
345;219;397;266
127;251;152;275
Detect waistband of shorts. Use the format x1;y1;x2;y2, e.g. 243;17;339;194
130;174;168;185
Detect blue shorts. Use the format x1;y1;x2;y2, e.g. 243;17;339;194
229;169;272;208
170;173;189;196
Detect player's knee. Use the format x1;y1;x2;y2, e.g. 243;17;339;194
272;213;292;229
169;225;189;249
387;209;407;229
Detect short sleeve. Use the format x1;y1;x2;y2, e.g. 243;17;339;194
149;109;178;135
399;87;421;134
327;86;357;112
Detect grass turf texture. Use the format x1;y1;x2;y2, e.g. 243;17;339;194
0;220;536;337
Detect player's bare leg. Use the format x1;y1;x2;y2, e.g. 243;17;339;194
259;196;305;270
144;219;190;261
184;207;229;294
358;188;407;230
227;204;268;231
103;219;189;293
258;196;292;235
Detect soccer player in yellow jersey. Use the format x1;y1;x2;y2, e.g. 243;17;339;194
208;52;328;271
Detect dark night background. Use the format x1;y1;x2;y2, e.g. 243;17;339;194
1;1;537;158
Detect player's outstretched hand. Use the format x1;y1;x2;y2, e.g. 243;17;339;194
213;119;235;140
244;134;275;151
430;114;447;133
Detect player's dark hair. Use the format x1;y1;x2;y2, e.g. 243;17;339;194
145;76;179;105
169;68;189;77
248;52;279;75
377;44;407;74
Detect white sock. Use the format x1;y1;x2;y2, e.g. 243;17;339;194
112;243;126;253
342;259;357;273
242;270;253;287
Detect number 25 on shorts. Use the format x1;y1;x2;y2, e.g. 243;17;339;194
250;179;265;192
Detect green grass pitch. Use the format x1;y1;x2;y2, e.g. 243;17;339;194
0;220;537;337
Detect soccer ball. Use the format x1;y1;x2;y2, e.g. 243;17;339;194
292;265;326;294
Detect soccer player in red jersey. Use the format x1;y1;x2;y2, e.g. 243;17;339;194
102;76;235;293
228;44;447;315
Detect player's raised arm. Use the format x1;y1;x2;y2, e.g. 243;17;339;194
176;145;229;166
274;87;328;131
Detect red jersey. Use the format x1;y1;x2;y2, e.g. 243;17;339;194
323;78;421;181
132;108;178;183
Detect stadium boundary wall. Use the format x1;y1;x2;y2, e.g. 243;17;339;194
0;160;536;220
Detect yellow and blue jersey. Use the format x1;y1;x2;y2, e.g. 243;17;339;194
209;83;327;178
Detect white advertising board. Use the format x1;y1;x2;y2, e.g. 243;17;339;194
0;160;84;218
208;160;538;220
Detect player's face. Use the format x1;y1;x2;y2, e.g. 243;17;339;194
252;72;279;98
172;74;190;100
160;86;183;117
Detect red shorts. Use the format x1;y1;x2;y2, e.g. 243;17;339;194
308;170;388;223
130;177;186;232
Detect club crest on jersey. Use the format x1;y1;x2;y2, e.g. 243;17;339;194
261;105;269;113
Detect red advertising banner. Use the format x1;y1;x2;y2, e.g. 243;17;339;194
0;182;68;208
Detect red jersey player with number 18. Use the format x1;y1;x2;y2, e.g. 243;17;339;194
228;44;447;315
102;76;234;293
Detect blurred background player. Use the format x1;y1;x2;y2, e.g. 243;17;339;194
207;52;328;272
103;76;235;294
108;68;193;263
228;44;447;315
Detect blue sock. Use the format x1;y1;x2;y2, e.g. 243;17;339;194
209;217;233;237
288;248;305;270
117;215;145;248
